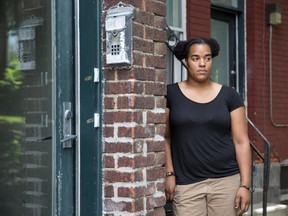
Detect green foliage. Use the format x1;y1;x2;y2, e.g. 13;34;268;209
0;59;22;89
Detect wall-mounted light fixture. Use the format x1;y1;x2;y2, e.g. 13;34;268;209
266;3;282;25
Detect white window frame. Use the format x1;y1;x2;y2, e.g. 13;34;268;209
166;0;187;84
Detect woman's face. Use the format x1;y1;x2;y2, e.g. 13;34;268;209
185;43;212;83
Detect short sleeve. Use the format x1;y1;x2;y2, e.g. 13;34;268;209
227;87;244;112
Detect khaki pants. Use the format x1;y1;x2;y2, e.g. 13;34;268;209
173;174;240;216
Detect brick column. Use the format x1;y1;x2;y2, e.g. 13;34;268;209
102;0;167;215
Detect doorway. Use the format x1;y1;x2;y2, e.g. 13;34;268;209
211;10;237;89
0;0;102;215
0;1;57;215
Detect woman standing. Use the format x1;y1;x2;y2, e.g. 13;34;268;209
165;38;251;216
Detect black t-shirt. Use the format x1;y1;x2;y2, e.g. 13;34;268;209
166;83;244;185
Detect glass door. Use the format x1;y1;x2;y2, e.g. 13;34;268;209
211;10;237;89
0;0;75;215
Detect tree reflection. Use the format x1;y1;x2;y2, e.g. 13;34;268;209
0;1;24;214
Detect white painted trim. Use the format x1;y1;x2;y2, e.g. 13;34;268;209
74;0;81;215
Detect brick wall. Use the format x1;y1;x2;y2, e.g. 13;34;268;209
186;0;210;39
247;0;288;160
102;0;167;215
19;0;52;214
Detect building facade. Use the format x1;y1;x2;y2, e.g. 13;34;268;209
0;0;287;215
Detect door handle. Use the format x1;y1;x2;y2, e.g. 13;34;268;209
38;136;52;141
61;102;77;148
61;134;77;143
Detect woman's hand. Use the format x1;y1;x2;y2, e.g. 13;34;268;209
235;187;251;215
165;176;176;201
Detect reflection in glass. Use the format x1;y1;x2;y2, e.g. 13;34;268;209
0;1;52;215
166;0;182;28
211;18;229;86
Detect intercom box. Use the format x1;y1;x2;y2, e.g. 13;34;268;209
105;2;134;67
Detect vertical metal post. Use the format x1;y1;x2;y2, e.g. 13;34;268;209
263;140;271;216
250;150;254;216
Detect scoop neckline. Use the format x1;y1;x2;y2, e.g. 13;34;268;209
176;83;224;105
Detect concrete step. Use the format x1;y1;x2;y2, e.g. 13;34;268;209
244;203;288;216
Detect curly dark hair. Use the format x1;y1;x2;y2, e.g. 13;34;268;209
173;37;220;60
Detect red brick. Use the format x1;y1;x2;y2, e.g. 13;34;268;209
145;182;156;196
133;52;145;66
134;96;155;109
147;140;165;152
118;186;146;198
118;95;156;109
104;68;116;81
146;55;166;69
155;124;165;137
147;111;166;124
155;152;165;166
134;154;156;167
105;81;144;94
146;167;165;181
135;125;155;138
104;170;143;183
117;96;130;109
104;198;145;212
133;37;154;54
118;156;134;167
186;1;210;38
104;198;132;212
134;170;145;182
145;0;166;16
154;16;166;29
134;10;154;26
146;196;166;209
104;97;115;109
155;97;167;109
155;69;167;82
154;42;167;56
103;111;143;124
134;198;145;212
104;142;133;153
102;0;168;215
133;23;144;38
134;68;157;81
104;155;115;168
146;26;166;42
104;185;114;197
118;126;134;138
132;139;145;153
145;82;166;96
126;0;145;10
155;181;165;194
116;68;138;80
117;67;156;81
103;126;114;137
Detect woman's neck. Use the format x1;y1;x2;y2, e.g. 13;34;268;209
184;78;214;89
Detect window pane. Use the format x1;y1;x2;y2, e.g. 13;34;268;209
167;0;182;28
166;0;186;84
211;18;229;86
211;0;238;8
0;0;53;215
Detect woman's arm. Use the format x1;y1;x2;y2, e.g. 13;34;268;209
230;106;251;215
164;108;176;201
